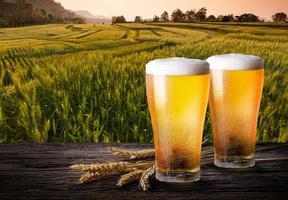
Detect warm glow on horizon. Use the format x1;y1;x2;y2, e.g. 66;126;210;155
57;0;288;21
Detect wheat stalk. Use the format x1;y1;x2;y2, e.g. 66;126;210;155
139;165;156;191
256;143;288;152
202;148;214;156
256;157;288;162
202;138;209;146
108;140;209;160
117;170;144;187
108;147;155;159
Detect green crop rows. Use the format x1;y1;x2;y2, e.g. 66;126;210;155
0;23;287;143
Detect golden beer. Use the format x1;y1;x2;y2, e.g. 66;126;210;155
146;58;210;182
207;54;264;168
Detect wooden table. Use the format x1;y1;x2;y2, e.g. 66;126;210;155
0;143;287;200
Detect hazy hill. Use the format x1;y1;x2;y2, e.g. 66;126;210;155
4;0;71;17
74;10;111;24
25;0;71;17
4;0;111;23
74;10;96;19
1;0;86;27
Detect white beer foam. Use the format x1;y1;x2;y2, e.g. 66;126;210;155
146;57;210;75
206;54;264;70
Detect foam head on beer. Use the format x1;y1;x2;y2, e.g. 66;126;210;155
146;57;210;75
206;54;264;70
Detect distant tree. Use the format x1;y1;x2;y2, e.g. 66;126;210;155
234;16;240;22
112;15;126;24
40;9;47;17
185;9;196;22
161;11;169;21
206;15;216;22
32;8;47;24
238;13;259;22
0;0;5;12
0;0;10;27
272;12;287;22
216;15;224;22
134;16;143;23
47;13;55;23
119;16;126;23
6;0;33;26
227;14;235;22
112;16;117;24
222;16;230;22
153;15;160;22
171;8;185;22
0;0;4;14
71;17;86;24
0;17;7;27
222;14;234;22
195;7;207;21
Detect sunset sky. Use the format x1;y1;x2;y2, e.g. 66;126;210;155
57;0;288;21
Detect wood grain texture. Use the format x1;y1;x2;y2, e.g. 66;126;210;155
0;143;287;200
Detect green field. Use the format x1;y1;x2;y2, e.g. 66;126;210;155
0;23;287;143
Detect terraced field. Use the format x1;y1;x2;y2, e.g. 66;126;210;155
0;24;208;61
0;23;287;143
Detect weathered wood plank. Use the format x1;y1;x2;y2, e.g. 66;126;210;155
0;143;287;200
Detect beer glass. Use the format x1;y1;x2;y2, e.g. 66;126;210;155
207;54;264;168
146;57;210;182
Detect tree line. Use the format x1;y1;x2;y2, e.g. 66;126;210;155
112;8;288;24
0;0;85;27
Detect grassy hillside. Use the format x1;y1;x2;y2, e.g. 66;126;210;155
0;23;287;143
6;0;70;17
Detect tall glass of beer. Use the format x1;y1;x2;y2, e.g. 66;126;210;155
207;54;264;168
146;57;210;182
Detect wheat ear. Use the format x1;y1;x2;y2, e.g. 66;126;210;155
82;161;130;173
80;171;113;184
108;147;155;159
117;170;144;187
74;161;154;183
69;164;87;171
79;162;130;183
139;165;156;191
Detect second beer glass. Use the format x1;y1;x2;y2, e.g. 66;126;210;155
146;57;210;183
207;54;264;168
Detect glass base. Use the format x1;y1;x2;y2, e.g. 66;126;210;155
214;155;255;168
156;170;200;183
